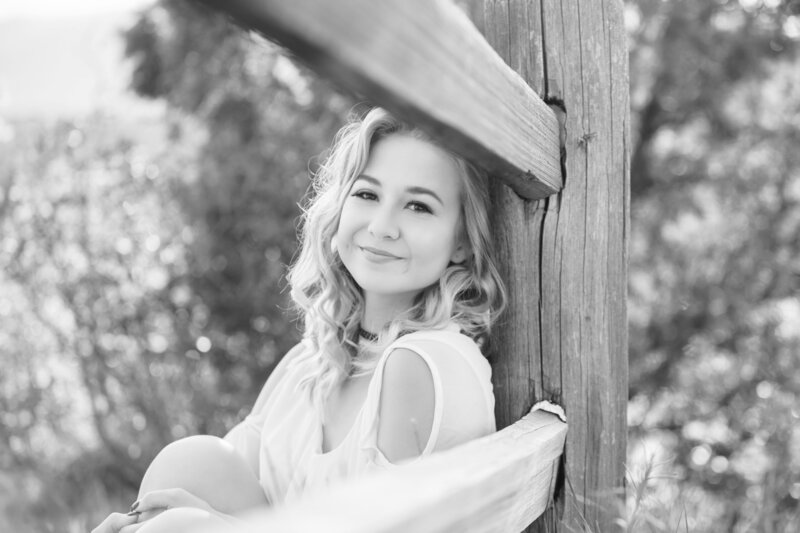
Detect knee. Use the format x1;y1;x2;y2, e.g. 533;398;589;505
136;507;234;533
151;435;232;467
140;436;231;492
139;435;266;514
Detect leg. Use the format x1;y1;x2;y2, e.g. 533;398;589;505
138;435;268;515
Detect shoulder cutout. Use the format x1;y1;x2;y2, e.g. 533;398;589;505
377;347;436;464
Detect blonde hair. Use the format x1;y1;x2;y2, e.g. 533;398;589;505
287;107;506;418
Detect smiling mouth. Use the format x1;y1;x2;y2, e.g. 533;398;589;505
360;246;401;259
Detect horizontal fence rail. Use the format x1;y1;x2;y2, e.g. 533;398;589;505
205;408;567;533
195;0;563;200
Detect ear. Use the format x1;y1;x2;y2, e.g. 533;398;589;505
450;241;469;264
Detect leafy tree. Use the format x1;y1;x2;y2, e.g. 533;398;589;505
626;0;800;529
1;115;211;530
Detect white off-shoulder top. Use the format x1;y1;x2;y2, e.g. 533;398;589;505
224;323;496;505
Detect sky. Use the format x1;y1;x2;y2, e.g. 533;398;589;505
0;0;156;20
0;0;160;120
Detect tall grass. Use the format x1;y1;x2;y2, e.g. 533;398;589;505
560;453;692;533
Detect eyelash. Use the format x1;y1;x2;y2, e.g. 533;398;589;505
407;201;432;214
353;190;378;201
351;191;432;214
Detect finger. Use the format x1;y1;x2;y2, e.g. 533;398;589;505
91;512;139;533
119;522;147;533
136;508;167;524
135;488;211;513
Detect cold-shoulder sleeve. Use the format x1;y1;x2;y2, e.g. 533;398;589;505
360;329;496;469
375;347;436;462
223;342;308;475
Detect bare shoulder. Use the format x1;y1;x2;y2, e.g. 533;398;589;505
382;347;434;385
377;348;435;463
380;348;435;412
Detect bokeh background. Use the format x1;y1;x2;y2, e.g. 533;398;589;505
1;0;799;531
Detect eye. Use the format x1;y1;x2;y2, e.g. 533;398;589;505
352;190;378;201
407;201;432;214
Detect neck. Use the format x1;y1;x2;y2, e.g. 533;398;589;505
361;292;417;332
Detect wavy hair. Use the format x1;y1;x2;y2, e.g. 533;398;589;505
287;107;506;419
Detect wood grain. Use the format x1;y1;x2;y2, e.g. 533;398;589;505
202;409;567;533
194;0;562;200
484;0;630;531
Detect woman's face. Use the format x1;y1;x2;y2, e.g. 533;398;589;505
335;133;467;310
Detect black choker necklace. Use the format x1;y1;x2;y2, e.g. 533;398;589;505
358;327;378;342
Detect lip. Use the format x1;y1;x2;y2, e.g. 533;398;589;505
360;246;401;260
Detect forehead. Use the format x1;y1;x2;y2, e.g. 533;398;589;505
360;134;464;201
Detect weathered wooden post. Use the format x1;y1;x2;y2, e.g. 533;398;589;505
480;1;629;531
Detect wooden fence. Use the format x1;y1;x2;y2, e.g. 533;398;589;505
227;407;566;533
195;0;629;531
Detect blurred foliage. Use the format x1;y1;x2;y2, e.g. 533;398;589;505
626;0;800;530
1;0;800;531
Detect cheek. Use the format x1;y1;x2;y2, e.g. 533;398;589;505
416;230;459;265
334;213;364;262
335;209;357;241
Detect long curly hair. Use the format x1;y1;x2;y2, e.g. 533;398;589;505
287;107;506;419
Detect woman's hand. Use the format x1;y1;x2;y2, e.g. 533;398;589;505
131;487;217;517
92;489;222;533
115;489;243;532
90;512;139;533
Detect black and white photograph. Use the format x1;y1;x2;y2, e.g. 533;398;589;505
1;0;799;531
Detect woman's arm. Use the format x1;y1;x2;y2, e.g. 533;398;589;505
376;348;436;463
223;341;308;474
121;489;244;533
374;335;494;464
127;507;236;533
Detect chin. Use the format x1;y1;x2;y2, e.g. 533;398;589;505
358;280;411;295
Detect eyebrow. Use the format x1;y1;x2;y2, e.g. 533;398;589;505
355;174;444;205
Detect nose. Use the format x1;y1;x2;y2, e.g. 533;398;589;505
367;205;400;240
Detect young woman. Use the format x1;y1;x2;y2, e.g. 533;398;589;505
93;107;506;533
